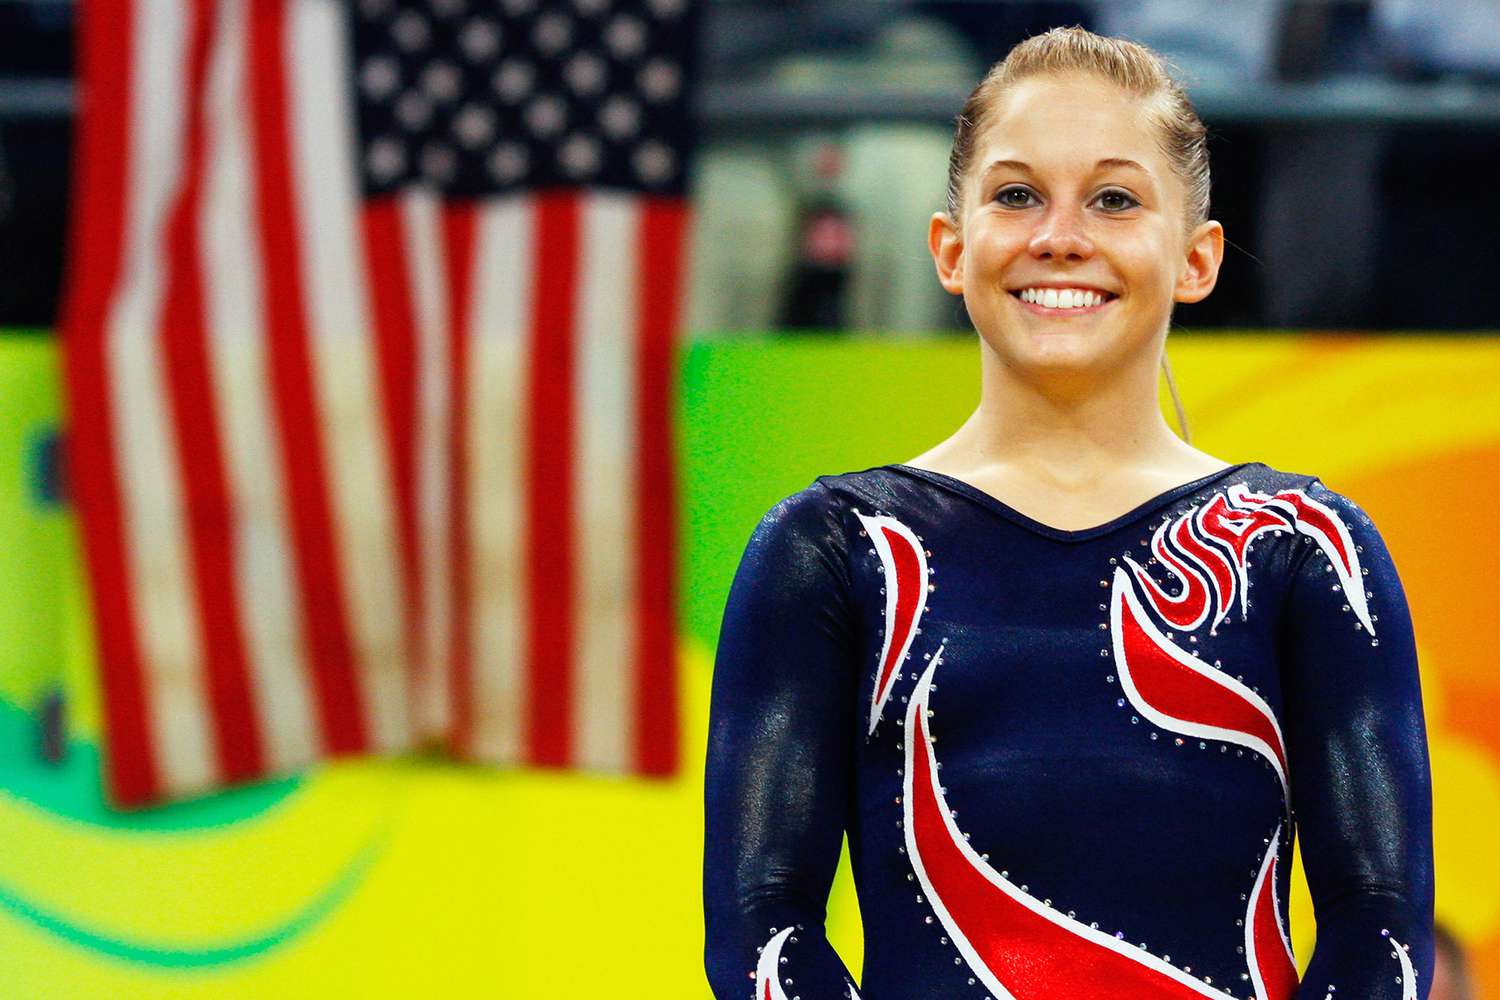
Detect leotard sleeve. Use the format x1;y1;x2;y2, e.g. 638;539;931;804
1279;481;1435;999
703;482;862;999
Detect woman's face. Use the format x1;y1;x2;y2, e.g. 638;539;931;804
930;71;1222;380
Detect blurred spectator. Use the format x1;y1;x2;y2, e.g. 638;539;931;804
1430;920;1476;1000
691;12;977;334
685;142;798;335
779;138;854;330
841;16;976;333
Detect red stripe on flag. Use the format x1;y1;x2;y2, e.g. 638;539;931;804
632;198;686;776
247;0;366;754
361;198;423;697
526;191;580;766
159;0;265;782
443;203;477;755
61;0;159;806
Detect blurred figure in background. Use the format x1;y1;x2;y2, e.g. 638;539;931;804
1431;921;1478;1000
689;10;980;335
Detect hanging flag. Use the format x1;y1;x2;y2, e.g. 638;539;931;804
63;0;692;807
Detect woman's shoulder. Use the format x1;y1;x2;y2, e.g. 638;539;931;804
755;465;920;522
1229;465;1398;626
1232;462;1377;526
742;465;939;569
1210;462;1393;573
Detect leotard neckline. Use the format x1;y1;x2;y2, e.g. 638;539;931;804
879;461;1261;543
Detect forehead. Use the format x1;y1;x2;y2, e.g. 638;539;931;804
972;72;1170;185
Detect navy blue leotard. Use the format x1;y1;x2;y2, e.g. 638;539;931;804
704;461;1434;1000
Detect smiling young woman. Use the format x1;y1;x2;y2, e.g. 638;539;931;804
704;27;1434;1000
914;38;1229;531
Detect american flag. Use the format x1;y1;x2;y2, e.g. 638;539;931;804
63;0;692;807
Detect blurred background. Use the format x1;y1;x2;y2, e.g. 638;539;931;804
1;0;1498;997
7;0;1500;334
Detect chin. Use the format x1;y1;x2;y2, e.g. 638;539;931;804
983;329;1112;371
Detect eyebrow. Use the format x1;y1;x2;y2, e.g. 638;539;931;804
982;157;1151;178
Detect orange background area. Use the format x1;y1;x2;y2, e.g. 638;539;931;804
1166;335;1500;994
1349;443;1500;993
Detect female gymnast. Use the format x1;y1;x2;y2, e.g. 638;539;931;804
703;26;1434;1000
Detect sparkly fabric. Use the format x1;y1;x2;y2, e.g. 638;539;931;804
704;462;1434;1000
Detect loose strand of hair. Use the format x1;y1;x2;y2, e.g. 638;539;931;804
1160;348;1192;444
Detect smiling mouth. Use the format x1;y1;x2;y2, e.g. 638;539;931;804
1009;287;1118;314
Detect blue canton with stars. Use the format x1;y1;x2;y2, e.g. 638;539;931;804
351;0;698;198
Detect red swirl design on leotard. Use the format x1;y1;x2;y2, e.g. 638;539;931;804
1111;566;1290;809
1190;494;1293;625
1118;479;1374;639
1123;515;1215;631
1246;824;1299;1000
856;512;929;734
1227;483;1374;634
903;650;1244;1000
1122;481;1373;638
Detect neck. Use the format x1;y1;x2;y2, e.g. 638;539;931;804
943;337;1194;487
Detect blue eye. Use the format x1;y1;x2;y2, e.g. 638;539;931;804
994;185;1036;208
1096;189;1139;212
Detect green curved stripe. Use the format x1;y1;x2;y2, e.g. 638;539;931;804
0;698;299;831
0;826;387;967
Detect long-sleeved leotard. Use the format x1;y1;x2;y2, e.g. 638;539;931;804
704;461;1434;1000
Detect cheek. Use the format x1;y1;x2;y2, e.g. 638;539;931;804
965;225;1023;275
1089;249;1160;302
1123;229;1184;291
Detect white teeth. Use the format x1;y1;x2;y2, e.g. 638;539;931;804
1016;287;1107;309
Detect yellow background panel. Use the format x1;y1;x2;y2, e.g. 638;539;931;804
0;335;1494;997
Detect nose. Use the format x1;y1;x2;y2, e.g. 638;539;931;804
1027;202;1095;261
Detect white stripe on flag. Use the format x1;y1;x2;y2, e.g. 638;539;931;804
109;0;215;795
289;0;409;753
573;191;640;770
201;0;318;770
405;189;453;743
467;195;532;762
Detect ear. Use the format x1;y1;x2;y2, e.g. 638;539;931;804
929;211;965;296
1174;219;1224;303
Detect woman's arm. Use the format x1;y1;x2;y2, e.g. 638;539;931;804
1279;482;1435;999
704;482;862;999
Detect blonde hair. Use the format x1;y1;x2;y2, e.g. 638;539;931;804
944;26;1211;235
